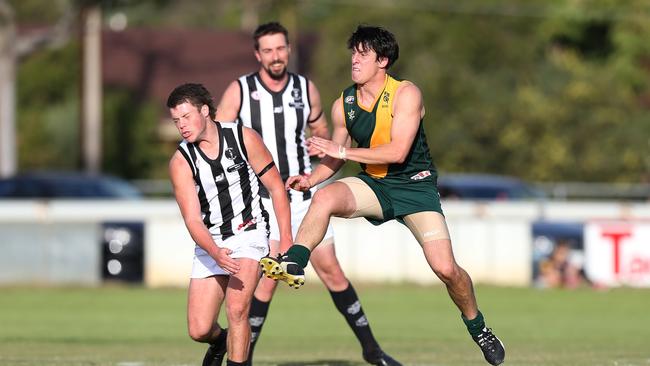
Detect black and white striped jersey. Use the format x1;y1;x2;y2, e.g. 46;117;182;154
236;72;315;202
177;121;269;241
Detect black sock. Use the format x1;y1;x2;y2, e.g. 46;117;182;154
226;360;247;366
212;327;228;345
285;244;311;268
248;296;271;362
330;283;380;356
462;310;486;337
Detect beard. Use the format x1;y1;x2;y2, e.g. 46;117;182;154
265;62;287;80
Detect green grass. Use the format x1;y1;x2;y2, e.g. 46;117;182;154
0;283;648;365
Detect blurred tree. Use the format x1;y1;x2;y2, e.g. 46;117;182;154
306;0;650;183
1;0;75;177
102;87;168;179
10;0;650;183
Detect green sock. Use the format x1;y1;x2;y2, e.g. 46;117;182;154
462;310;485;337
286;244;311;268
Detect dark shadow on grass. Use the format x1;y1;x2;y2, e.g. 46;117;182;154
277;360;360;366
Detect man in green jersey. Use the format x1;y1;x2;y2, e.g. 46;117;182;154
262;25;506;365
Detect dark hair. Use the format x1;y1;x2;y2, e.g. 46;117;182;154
347;25;399;69
166;83;216;119
253;21;289;50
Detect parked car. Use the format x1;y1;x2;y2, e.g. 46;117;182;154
437;173;545;200
0;171;143;199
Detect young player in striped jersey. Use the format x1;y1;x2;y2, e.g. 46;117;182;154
167;83;292;366
216;22;400;366
279;25;506;366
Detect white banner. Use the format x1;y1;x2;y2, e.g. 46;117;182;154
585;221;650;287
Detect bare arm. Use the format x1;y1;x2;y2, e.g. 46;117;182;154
306;80;330;139
215;80;241;122
287;96;350;191
169;150;240;274
310;81;424;165
242;127;293;252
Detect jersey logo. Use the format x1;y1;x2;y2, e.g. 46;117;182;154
224;147;246;172
250;91;260;101
224;147;237;160
290;88;304;109
226;162;246;173
383;91;390;103
347;109;356;121
214;173;225;182
410;170;431;180
237;218;257;231
345;95;355;104
273;106;283;114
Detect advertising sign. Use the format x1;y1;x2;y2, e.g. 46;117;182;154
584;221;650;287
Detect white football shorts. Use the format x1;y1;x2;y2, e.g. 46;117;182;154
191;228;269;278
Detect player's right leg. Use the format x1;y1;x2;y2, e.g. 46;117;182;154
263;177;376;288
187;276;229;366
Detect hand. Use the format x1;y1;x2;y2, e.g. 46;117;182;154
286;174;312;192
307;139;326;158
308;137;343;159
213;247;240;274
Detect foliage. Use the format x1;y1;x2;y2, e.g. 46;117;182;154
16;42;80;171
12;0;650;182
102;87;169;179
17;42;167;179
306;0;650;183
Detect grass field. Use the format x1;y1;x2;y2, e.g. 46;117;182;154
0;283;648;366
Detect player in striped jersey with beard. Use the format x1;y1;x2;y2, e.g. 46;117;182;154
216;22;400;366
168;83;292;366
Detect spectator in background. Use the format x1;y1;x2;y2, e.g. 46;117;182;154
538;240;584;289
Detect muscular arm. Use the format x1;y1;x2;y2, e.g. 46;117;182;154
306;80;330;139
242;127;293;252
169;151;240;273
215;80;241;122
310;82;424;165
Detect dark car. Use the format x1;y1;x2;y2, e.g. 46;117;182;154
437;173;545;200
0;171;143;199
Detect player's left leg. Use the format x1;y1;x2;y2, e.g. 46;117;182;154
311;241;402;366
404;212;505;366
224;257;261;365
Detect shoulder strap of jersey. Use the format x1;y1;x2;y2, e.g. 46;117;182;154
177;141;198;179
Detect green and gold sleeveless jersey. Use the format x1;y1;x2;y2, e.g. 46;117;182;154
341;75;437;181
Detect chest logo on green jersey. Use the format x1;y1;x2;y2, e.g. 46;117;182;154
345;95;355;104
347;109;356;121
